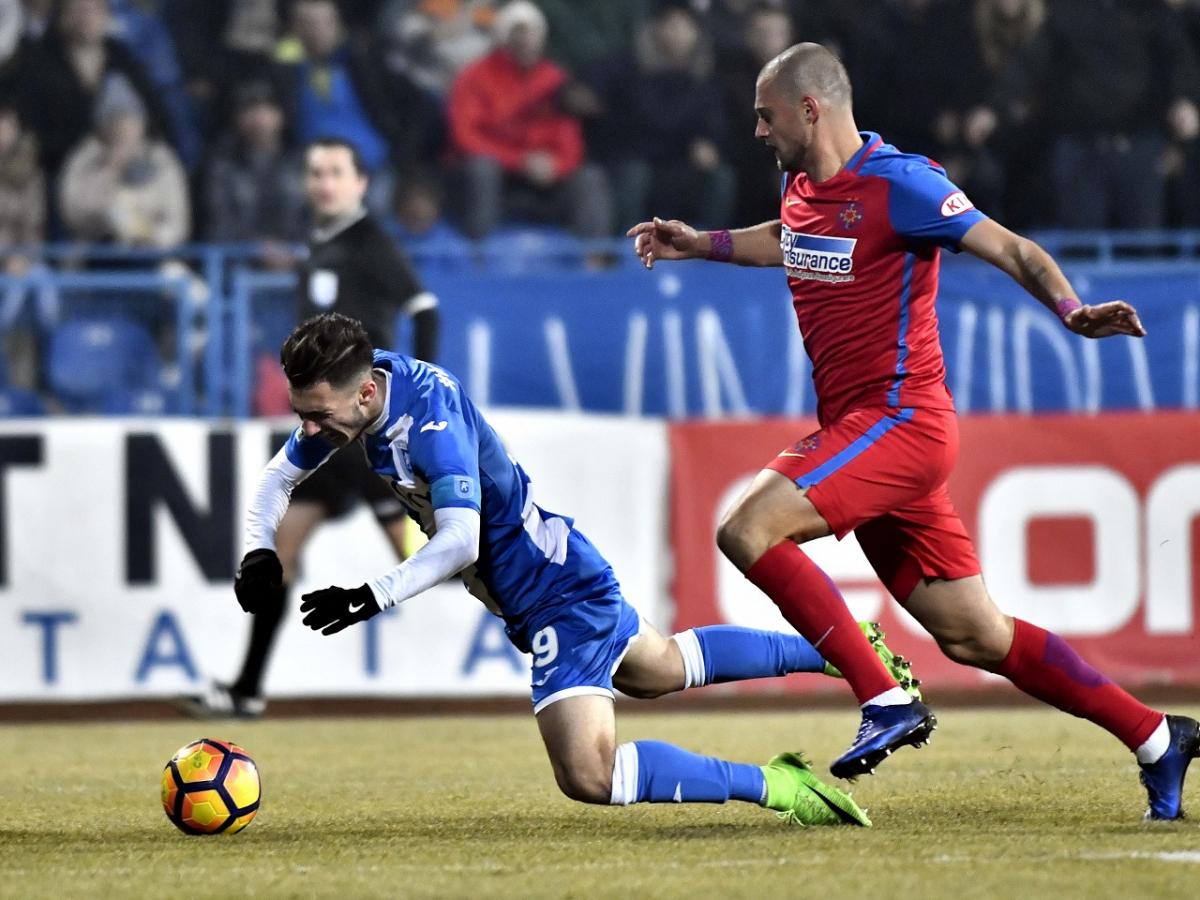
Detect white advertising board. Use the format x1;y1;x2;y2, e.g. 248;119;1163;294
0;412;670;701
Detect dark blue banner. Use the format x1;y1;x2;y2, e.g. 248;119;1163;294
416;257;1200;417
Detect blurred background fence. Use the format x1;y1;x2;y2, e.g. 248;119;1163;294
4;233;1200;419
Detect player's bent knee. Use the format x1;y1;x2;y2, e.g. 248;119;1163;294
554;765;613;805
936;634;1007;668
715;512;768;570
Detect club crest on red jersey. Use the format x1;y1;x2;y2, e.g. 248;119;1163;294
838;201;864;230
794;433;820;453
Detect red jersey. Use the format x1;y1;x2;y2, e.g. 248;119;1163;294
780;132;986;424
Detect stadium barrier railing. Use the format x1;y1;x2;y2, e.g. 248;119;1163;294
2;232;1200;417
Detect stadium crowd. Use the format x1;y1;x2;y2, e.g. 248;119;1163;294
4;0;1200;255
3;0;1200;411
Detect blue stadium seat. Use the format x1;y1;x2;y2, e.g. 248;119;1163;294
480;226;586;274
0;388;45;416
99;387;178;416
46;317;165;412
251;290;297;355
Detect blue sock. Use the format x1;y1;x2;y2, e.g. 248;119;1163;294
675;625;826;688
610;740;765;805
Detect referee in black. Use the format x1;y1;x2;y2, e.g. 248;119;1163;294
184;137;439;717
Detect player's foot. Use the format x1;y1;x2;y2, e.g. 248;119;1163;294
822;622;923;701
829;699;936;780
1139;715;1200;821
762;751;871;827
174;681;266;720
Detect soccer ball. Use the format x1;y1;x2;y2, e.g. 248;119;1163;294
161;738;261;835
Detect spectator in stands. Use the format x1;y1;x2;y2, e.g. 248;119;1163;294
204;79;305;261
537;0;644;76
276;0;435;213
3;0;54;91
18;0;52;37
590;1;733;229
0;97;51;392
58;73;189;248
376;0;494;99
694;0;802;58
16;0;173;177
108;0;203;169
0;1;22;78
16;0;51;37
848;0;962;160
930;0;1047;224
1162;0;1200;227
0;97;43;256
447;0;611;240
1013;0;1200;228
386;170;472;267
161;0;283;131
722;2;795;225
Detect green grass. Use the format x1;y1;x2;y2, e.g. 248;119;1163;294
1;708;1198;899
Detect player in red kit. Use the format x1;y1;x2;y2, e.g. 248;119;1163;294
628;43;1196;821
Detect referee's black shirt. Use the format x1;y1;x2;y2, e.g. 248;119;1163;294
299;209;439;359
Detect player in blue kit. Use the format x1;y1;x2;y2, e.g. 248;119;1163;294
234;312;920;825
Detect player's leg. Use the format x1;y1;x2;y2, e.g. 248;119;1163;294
903;575;1193;819
227;500;327;698
528;594;868;824
612;620;822;699
717;470;904;704
717;410;939;711
178;497;326;718
535;694;868;825
611;619;918;699
861;487;1195;819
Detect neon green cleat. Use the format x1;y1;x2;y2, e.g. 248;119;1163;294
823;621;923;701
761;751;872;827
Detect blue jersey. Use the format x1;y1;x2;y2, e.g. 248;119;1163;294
283;351;620;642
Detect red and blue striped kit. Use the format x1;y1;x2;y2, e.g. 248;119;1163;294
780;131;986;425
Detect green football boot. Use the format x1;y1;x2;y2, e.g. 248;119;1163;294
822;621;923;701
761;751;872;827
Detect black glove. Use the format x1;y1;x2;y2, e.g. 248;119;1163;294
300;584;381;635
234;548;284;614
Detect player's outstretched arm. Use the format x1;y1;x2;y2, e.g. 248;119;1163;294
626;217;785;269
960;219;1147;339
300;507;481;636
235;443;327;614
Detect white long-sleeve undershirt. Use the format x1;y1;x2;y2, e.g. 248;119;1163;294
367;506;480;609
244;444;480;609
242;445;321;554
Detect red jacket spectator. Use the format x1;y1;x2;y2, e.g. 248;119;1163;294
448;47;582;179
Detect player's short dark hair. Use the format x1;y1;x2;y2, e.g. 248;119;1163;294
305;136;367;176
280;313;374;390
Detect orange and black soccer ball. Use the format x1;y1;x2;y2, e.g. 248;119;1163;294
161;738;261;835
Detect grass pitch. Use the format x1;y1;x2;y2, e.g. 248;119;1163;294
1;707;1197;899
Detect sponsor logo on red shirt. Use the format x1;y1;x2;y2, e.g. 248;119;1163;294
940;191;974;217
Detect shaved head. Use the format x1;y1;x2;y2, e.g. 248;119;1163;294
758;42;852;108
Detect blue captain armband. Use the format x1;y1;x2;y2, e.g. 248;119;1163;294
430;473;481;509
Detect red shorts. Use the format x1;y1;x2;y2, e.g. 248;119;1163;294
765;406;981;601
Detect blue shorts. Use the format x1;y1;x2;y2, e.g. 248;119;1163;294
521;592;642;714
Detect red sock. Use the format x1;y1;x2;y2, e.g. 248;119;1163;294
998;618;1163;751
746;541;896;704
